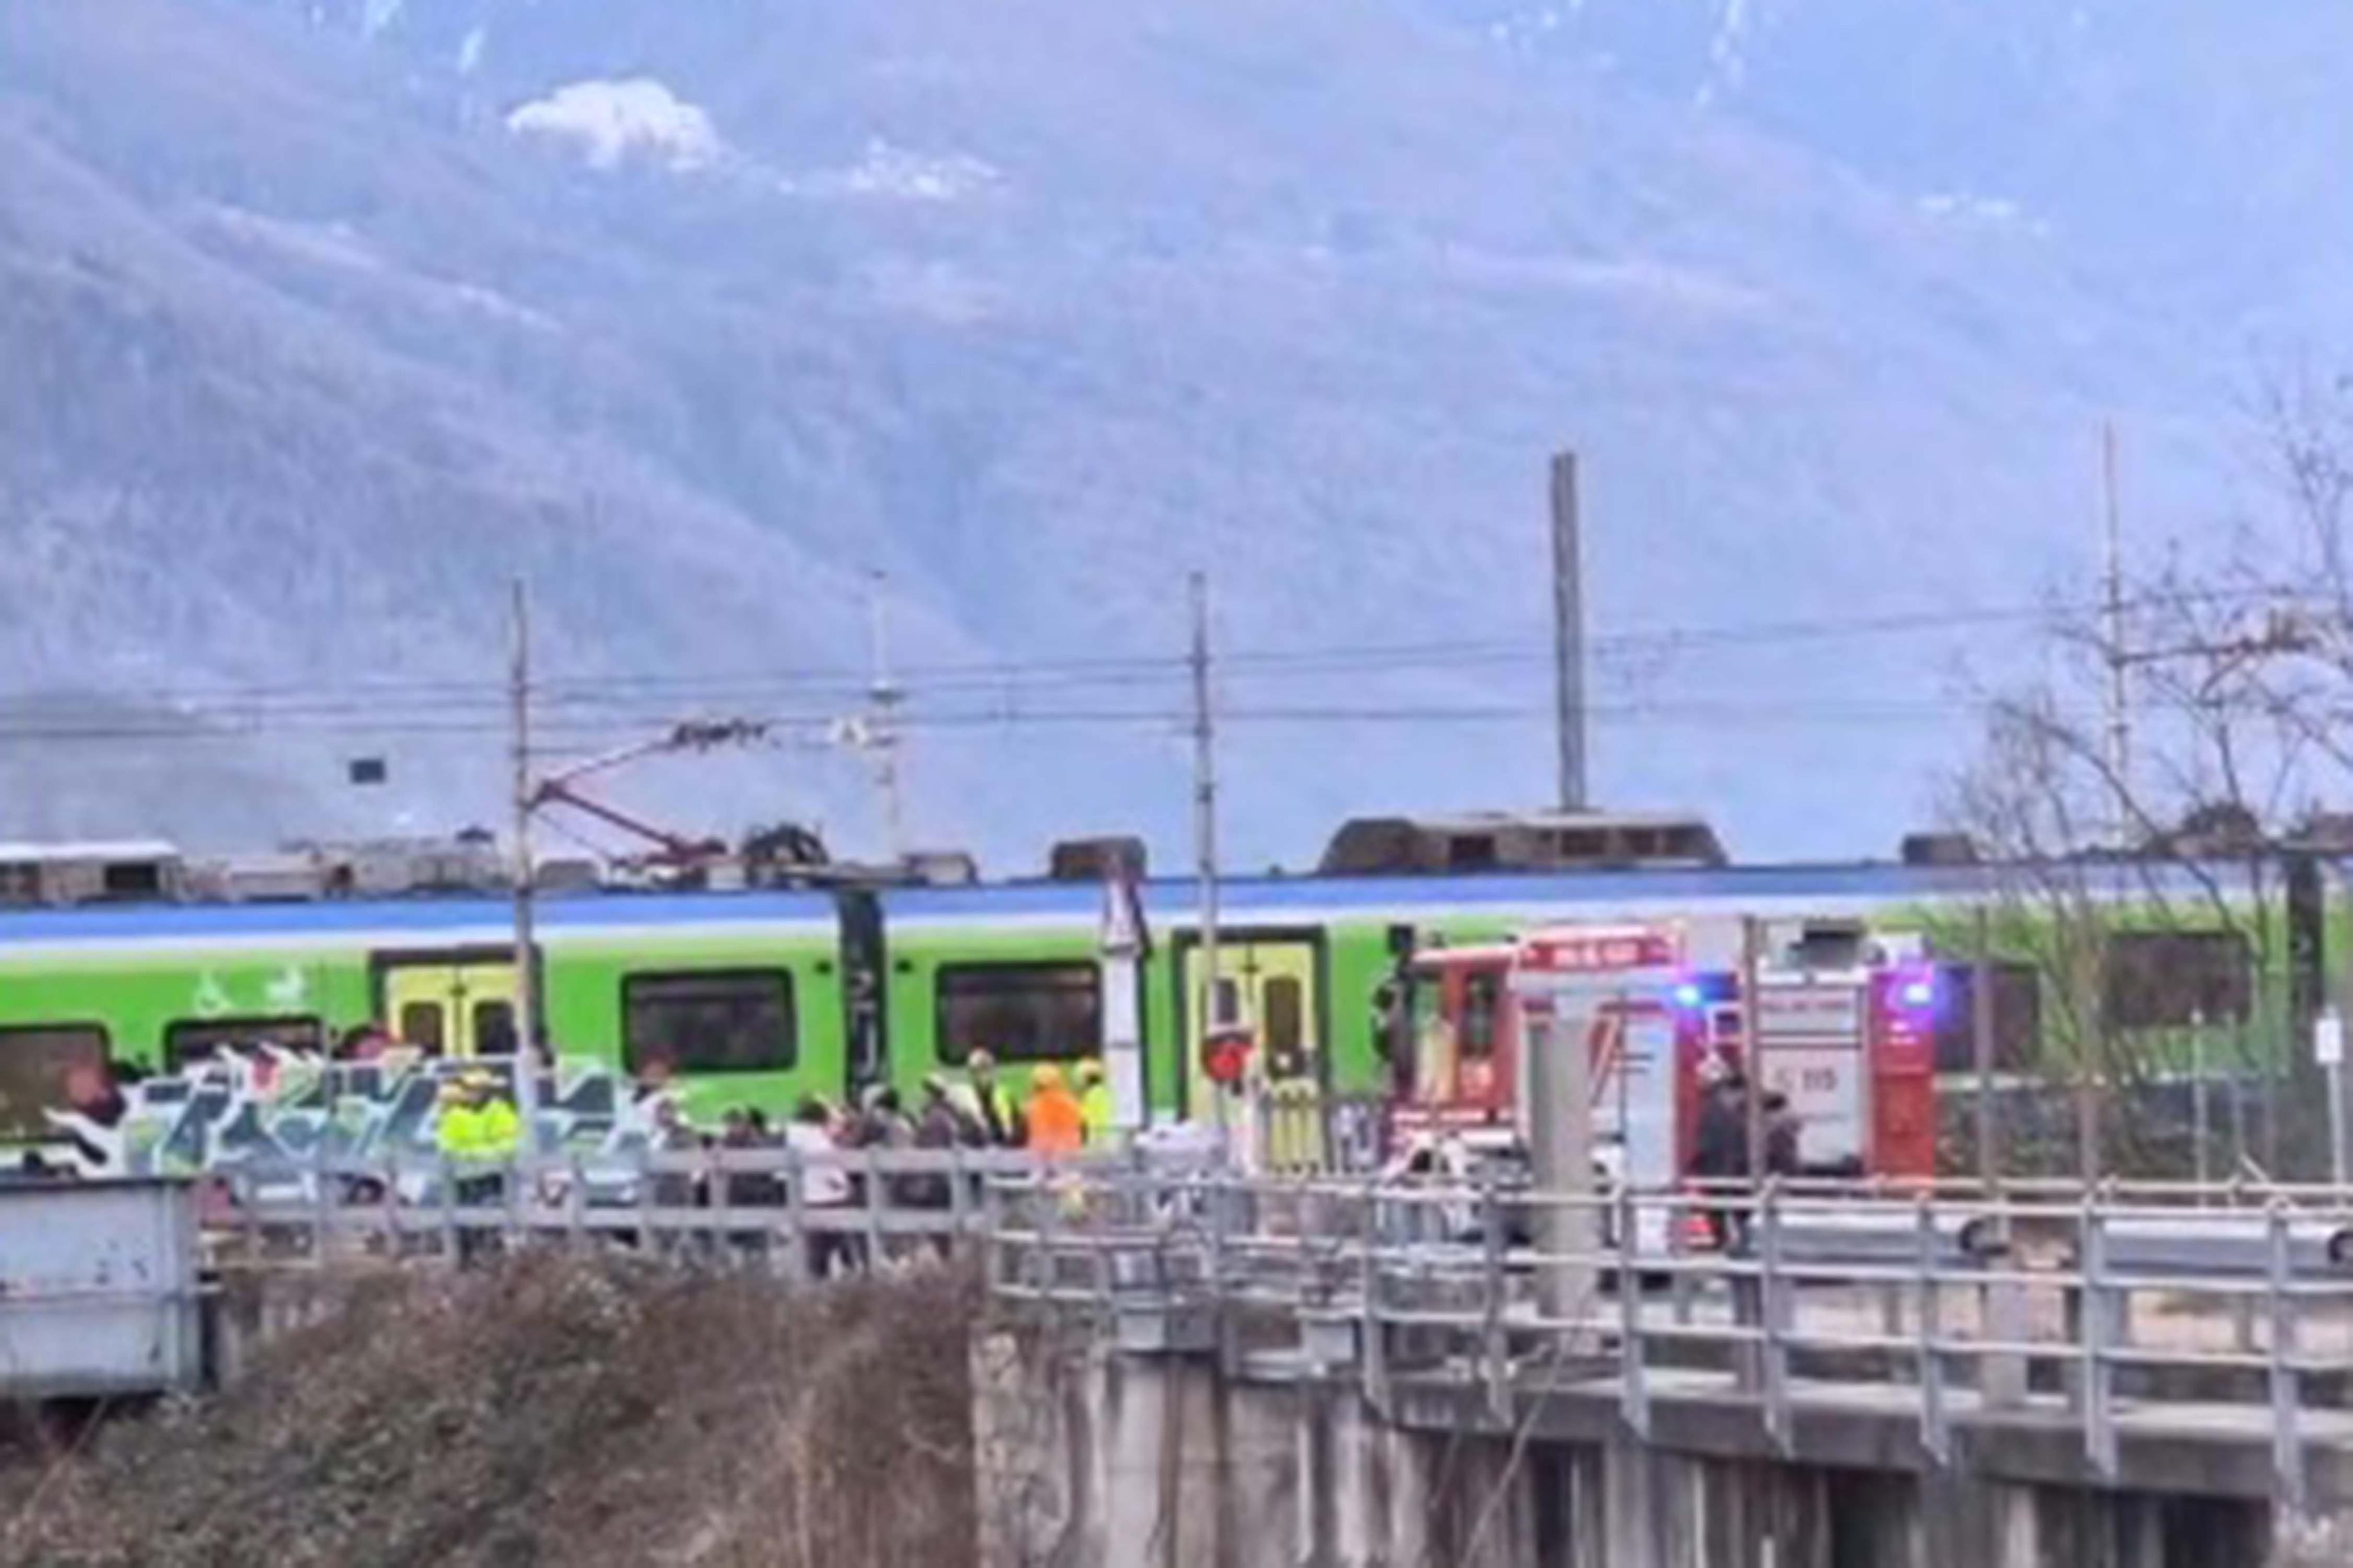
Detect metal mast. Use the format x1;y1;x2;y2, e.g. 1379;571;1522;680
2101;422;2131;839
866;569;906;863
1551;451;1588;811
1190;570;1222;1045
508;576;539;1126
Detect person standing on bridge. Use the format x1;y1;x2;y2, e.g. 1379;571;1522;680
1691;1064;1751;1250
1023;1064;1085;1157
964;1049;1025;1147
1762;1091;1803;1179
1075;1059;1113;1146
438;1069;521;1262
786;1096;855;1278
438;1070;521;1187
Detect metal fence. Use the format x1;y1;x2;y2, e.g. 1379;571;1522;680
206;1147;1131;1280
1254;1088;1390;1177
986;1172;2353;1509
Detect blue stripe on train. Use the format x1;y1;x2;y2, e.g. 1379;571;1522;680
0;889;839;945
0;857;2331;945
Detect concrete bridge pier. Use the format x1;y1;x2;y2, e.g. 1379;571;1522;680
975;1327;2317;1568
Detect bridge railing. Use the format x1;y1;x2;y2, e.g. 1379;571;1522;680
984;1172;2353;1509
201;1147;1132;1278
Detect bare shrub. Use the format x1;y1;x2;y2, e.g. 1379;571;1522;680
0;1254;981;1568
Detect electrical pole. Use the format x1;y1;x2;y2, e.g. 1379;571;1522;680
1973;905;1998;1193
1551;450;1588;812
866;569;906;865
508;577;539;1132
1741;914;1764;1179
1189;571;1225;1129
2101;422;2131;844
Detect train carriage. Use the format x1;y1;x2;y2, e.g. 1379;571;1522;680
0;888;849;1135
0;820;2339;1172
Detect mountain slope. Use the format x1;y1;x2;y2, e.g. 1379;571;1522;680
0;0;2304;866
1426;0;2353;332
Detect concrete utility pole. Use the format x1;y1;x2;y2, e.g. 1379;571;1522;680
508;577;539;1129
1524;980;1598;1326
1551;451;1589;812
1189;572;1225;1125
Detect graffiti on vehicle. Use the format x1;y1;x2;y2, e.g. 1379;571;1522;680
44;1048;658;1180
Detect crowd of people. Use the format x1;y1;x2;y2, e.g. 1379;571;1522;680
633;1050;1118;1167
604;1048;1125;1277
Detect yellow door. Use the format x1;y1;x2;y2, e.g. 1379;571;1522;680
1183;939;1323;1169
383;961;519;1057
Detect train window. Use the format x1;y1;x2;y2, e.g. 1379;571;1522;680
1212;977;1242;1032
0;863;36;905
399;1002;446;1055
1264;978;1302;1054
2102;930;2252;1030
1461;970;1502;1060
936;963;1101;1064
624;970;796;1075
474;1000;517;1057
1555;829;1607;860
163;1015;324;1071
1447;835;1498;872
0;1024;109;1140
1263;976;1306;1077
101;862;162;899
1929;966;2039;1074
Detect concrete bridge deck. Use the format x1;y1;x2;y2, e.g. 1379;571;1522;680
979;1173;2353;1566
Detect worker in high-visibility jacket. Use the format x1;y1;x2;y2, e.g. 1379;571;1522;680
1075;1059;1114;1147
437;1069;522;1212
964;1049;1026;1147
1023;1063;1086;1156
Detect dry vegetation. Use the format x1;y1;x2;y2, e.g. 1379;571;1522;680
0;1256;980;1568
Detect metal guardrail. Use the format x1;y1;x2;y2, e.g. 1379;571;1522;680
206;1147;1136;1279
983;1173;2353;1510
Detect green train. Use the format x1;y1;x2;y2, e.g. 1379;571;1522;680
0;818;2332;1143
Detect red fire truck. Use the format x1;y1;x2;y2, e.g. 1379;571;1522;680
1385;919;1938;1185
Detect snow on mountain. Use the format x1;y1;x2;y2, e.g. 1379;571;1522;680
506;79;725;172
778;141;1004;205
1425;0;2353;332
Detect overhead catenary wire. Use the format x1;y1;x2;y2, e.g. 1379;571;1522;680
8;580;2290;756
14;584;2307;722
0;696;2115;747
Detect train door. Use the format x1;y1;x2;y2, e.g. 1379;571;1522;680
1181;936;1322;1166
380;956;521;1057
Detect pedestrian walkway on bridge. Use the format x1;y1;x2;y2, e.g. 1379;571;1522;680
987;1170;2353;1516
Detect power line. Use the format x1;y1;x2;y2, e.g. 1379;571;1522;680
0;694;2107;748
5;583;2294;749
20;589;2282;718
